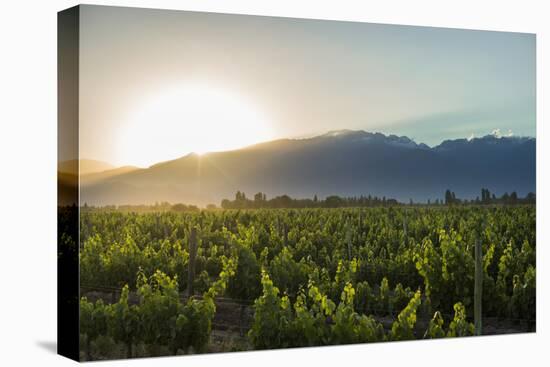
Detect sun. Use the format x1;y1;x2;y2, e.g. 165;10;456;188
115;83;274;167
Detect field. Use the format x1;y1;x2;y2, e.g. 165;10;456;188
71;205;536;360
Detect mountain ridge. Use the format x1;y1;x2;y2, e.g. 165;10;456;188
76;130;536;206
58;159;116;175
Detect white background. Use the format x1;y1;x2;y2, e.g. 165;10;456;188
0;0;547;365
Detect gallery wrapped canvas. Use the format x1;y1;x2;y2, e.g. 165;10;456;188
58;4;536;361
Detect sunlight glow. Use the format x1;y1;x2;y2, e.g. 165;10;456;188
115;84;274;167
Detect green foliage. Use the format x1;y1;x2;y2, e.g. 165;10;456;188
77;205;535;357
249;274;384;349
378;277;391;314
109;285;141;357
269;247;309;298
80;207;535;318
226;243;261;300
331;282;385;344
390;290;422;341
248;271;285;349
392;283;415;313
136;271;180;353
79;257;236;358
354;281;372;314
447;303;475;337
510;265;536;320
423;311;446;339
439;230;475;309
80;297;110;359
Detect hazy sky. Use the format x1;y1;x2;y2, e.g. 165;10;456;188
78;5;535;167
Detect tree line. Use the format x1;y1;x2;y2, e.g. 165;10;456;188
79;187;536;212
444;188;536;206
221;191;400;209
221;188;535;209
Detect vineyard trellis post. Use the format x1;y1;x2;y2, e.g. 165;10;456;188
474;236;483;336
346;221;352;261
187;226;198;297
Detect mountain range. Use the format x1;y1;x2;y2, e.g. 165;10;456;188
58;130;536;206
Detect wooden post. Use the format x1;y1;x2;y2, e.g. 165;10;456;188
474;236;483;336
346;223;352;261
403;216;408;240
187;227;197;297
283;223;288;247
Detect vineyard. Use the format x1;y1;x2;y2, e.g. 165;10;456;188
72;205;536;360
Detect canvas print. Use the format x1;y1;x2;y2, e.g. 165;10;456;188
58;4;536;361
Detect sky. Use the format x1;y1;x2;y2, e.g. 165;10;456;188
76;5;536;167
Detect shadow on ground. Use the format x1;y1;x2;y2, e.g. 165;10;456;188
36;340;57;354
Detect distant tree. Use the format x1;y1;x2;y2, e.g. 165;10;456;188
254;192;263;202
206;204;217;210
386;199;399;205
481;188;493;204
445;190;452;205
273;195;292;208
171;203;188;212
325;195;344;208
